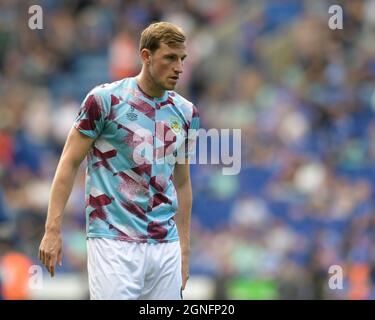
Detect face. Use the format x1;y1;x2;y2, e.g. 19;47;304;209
146;42;187;91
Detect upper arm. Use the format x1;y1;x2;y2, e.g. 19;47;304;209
60;127;95;168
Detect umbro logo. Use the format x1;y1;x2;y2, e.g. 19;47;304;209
126;112;137;121
126;106;137;121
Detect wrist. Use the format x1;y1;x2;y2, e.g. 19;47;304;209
45;225;61;234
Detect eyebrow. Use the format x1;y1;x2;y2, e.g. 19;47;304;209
164;53;187;59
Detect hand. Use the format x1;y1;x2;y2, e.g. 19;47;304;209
181;253;190;290
38;230;63;277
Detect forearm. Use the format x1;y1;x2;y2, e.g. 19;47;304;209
174;181;192;255
45;158;81;233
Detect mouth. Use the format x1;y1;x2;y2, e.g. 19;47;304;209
169;76;179;82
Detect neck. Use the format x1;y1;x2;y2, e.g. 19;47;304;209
136;68;165;98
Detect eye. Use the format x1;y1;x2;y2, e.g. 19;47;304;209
165;55;176;61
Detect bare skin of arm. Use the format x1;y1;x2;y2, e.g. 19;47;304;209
38;127;94;277
172;160;193;290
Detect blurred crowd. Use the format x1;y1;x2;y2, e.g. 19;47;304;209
1;0;375;299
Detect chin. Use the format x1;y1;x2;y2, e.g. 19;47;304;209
163;83;176;90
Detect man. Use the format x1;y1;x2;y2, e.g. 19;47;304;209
38;22;199;300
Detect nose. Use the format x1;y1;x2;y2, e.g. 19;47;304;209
174;59;183;74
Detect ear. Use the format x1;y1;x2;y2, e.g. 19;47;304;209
140;48;152;65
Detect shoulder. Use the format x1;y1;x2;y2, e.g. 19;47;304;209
84;78;133;109
169;91;199;123
88;78;132;99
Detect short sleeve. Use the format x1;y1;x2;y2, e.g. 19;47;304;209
73;89;107;139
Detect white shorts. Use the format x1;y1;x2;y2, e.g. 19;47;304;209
87;238;182;300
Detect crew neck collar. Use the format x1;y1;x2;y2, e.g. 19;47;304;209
134;77;169;103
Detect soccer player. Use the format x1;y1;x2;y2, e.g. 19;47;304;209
38;21;199;300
